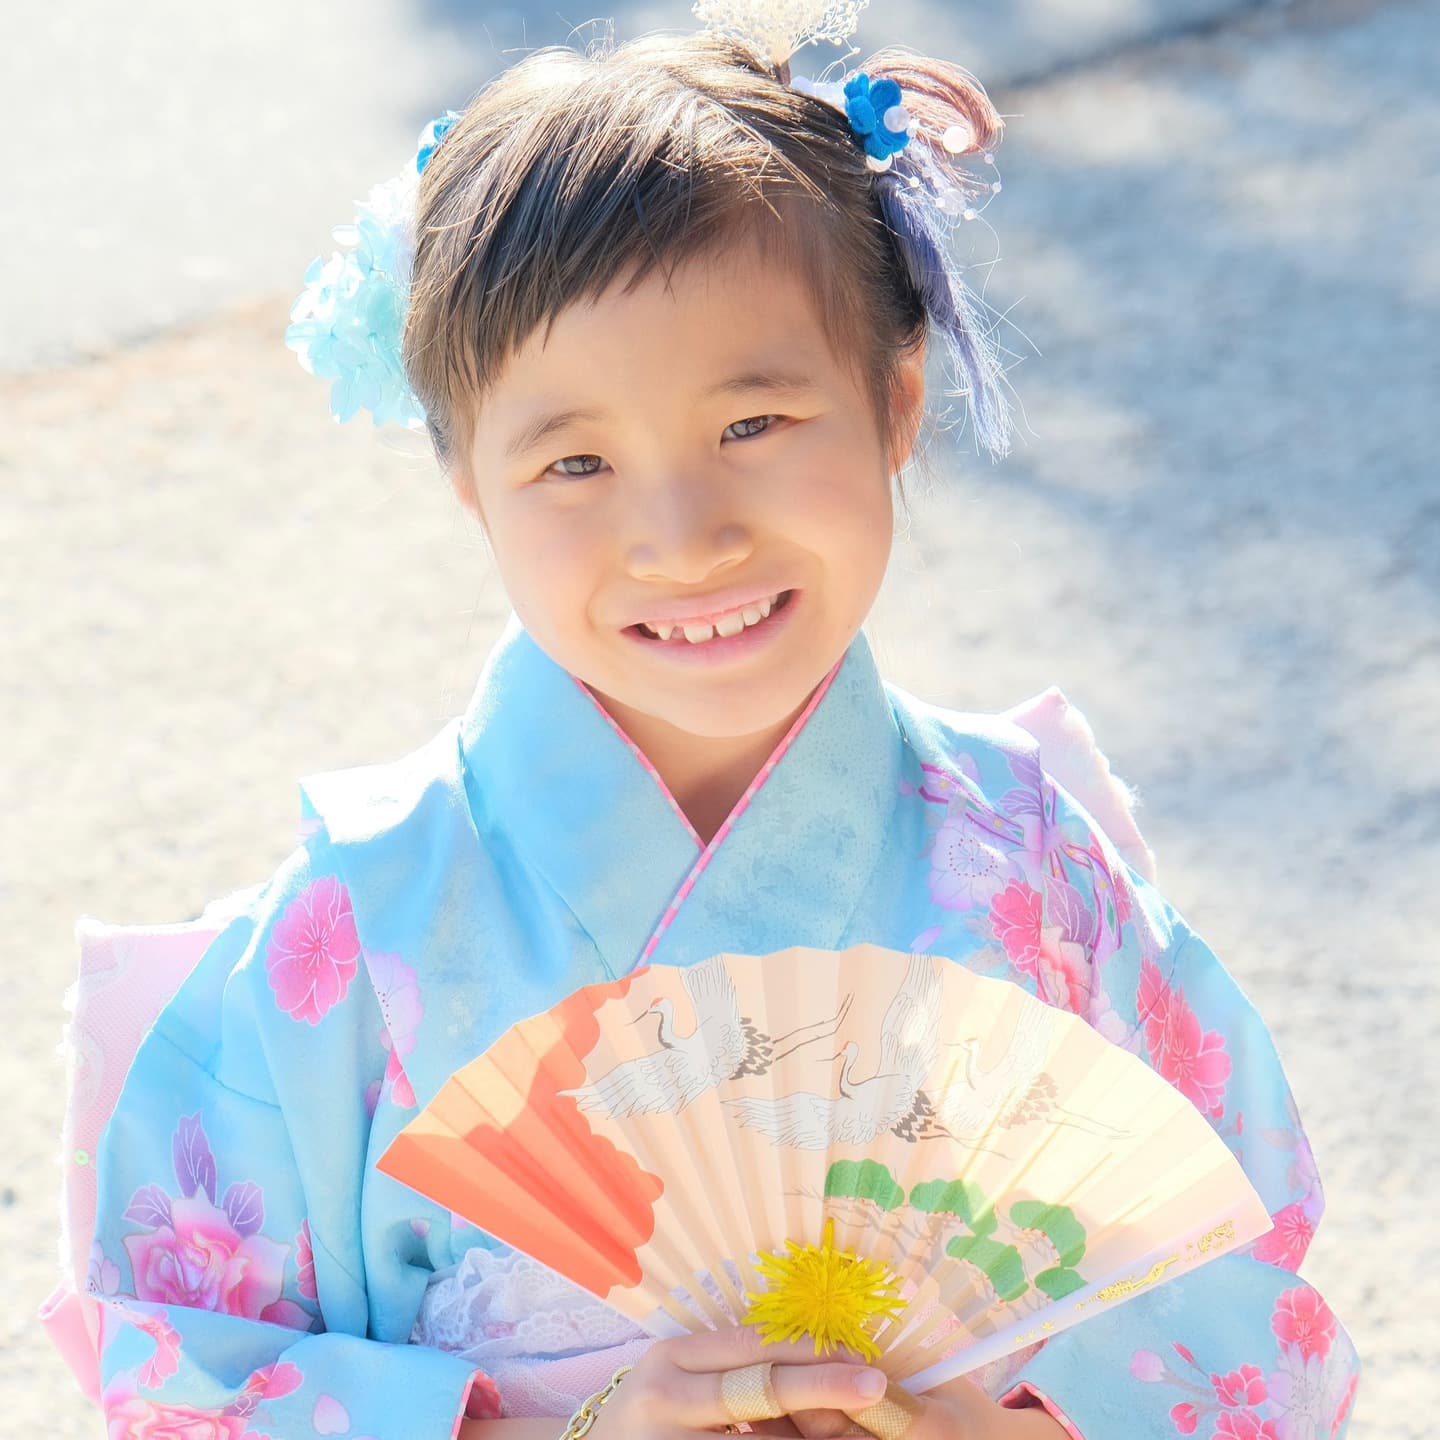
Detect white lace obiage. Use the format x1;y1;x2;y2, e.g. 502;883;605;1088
411;1245;656;1418
414;1244;1046;1421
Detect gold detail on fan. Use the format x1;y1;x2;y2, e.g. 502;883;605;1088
1077;1254;1181;1308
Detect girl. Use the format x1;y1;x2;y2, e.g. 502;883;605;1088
86;6;1359;1439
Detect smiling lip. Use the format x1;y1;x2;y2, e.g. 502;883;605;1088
622;588;799;662
622;582;790;630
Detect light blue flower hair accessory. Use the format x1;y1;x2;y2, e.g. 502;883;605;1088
284;111;459;430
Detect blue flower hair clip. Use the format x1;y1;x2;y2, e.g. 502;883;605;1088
842;73;912;166
283;111;459;430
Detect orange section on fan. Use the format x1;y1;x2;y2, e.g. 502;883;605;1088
379;970;664;1296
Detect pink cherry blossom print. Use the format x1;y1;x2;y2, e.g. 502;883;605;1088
1214;1412;1281;1440
990;880;1044;972
1136;958;1231;1118
1169;1402;1198;1435
365;949;423;1109
123;1191;288;1321
1252;1203;1316;1270
1130;1350;1166;1382
1212;1365;1268;1409
226;1361;306;1424
312;1394;350;1435
928;811;1013;910
266;875;360;1025
1137;958;1170;1054
251;1362;303;1402
1156;997;1231;1117
1271;1286;1337;1361
294;1221;318;1301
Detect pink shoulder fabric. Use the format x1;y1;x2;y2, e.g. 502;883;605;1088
41;885;262;1402
1003;686;1159;884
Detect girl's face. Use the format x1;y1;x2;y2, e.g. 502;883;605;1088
457;235;923;744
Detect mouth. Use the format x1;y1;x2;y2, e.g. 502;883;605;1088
619;584;800;662
627;589;796;646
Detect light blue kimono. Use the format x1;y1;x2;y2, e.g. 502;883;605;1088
92;616;1360;1439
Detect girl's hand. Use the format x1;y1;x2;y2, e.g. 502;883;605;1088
789;1374;1070;1439
584;1325;888;1438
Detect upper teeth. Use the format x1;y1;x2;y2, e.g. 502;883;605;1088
645;593;779;643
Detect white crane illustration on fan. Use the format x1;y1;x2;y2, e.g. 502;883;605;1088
725;954;946;1148
562;951;1128;1143
560;953;853;1119
925;999;1130;1142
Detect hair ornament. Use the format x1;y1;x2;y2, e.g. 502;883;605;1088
283;110;459;430
690;0;870;66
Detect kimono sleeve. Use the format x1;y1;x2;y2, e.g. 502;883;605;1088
90;830;492;1440
997;773;1361;1440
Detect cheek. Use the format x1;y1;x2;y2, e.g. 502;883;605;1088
784;460;893;557
483;501;598;617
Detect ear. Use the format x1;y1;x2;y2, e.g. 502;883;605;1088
888;338;928;475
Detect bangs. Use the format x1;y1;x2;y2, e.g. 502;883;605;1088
404;37;891;447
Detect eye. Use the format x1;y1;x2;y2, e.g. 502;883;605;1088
545;453;605;480
725;414;781;441
541;414;781;480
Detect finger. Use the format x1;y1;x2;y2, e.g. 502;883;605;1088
789;1407;871;1437
842;1383;929;1440
665;1325;868;1374
640;1360;886;1429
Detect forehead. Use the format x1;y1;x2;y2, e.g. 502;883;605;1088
472;236;846;436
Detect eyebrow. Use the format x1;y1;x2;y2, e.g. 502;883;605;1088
501;367;822;461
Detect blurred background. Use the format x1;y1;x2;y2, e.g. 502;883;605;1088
4;1;1435;1435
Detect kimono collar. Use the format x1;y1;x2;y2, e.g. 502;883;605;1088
458;615;904;974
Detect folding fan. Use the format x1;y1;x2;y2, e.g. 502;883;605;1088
379;945;1271;1390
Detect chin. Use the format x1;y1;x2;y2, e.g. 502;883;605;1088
647;679;825;742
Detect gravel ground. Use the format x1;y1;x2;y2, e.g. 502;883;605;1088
5;1;1436;1435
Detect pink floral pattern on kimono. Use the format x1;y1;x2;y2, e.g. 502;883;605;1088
988;878;1094;1016
1137;956;1232;1119
116;1116;308;1330
364;948;424;1109
265;875;359;1025
1131;1286;1353;1438
1251;1203;1316;1271
106;1359;304;1440
293;1221;318;1302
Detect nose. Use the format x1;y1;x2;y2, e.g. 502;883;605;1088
623;470;753;584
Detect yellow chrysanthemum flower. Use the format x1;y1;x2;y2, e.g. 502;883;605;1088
743;1218;905;1361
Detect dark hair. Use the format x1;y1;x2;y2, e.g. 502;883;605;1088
403;30;1013;490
